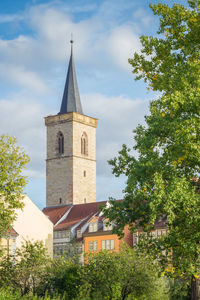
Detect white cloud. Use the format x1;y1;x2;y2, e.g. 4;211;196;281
0;13;23;23
82;93;149;175
27;5;142;72
133;8;153;27
27;5;95;62
23;169;45;179
97;175;126;201
0;98;48;179
102;26;141;71
0;2;143;94
0;36;36;65
0;63;49;93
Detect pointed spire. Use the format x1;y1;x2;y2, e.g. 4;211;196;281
59;38;83;115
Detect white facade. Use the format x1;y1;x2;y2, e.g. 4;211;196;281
13;195;53;257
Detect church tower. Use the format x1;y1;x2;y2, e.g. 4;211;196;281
45;40;98;207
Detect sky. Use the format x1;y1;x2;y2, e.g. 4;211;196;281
0;0;187;209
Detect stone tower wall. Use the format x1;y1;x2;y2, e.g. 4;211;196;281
45;112;97;207
46;157;73;206
72;119;96;204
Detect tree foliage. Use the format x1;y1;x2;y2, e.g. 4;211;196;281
0;243;188;299
102;0;200;281
37;256;81;299
130;0;200;94
79;249;168;300
0;240;48;295
0;135;29;236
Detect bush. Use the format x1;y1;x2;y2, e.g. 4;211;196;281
37;257;81;299
0;288;60;300
0;240;49;295
0;243;177;299
78;248;169;300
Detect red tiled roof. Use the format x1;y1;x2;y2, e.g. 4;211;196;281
66;201;106;222
10;228;18;236
3;228;19;237
55;219;82;230
11;228;18;236
43;201;107;229
42;205;72;225
76;213;94;230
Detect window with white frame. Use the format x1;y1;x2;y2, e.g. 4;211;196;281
133;232;147;244
103;221;113;231
53;243;67;255
101;239;114;250
133;233;139;245
157;230;162;237
151;231;156;238
53;230;70;240
89;222;97;232
89;241;98;251
77;229;82;238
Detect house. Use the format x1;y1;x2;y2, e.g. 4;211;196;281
133;215;167;246
84;216;133;254
43;200;133;259
43;201;107;258
0;195;53;258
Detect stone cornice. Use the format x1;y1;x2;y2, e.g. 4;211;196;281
45;112;98;128
46;154;96;162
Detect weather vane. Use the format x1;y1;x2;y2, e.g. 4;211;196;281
70;33;74;44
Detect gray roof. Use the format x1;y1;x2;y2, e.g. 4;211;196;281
59;42;83;114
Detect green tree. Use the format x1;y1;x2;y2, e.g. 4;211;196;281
37;256;81;299
0;240;49;295
78;249;168;300
0;135;29;236
103;0;200;299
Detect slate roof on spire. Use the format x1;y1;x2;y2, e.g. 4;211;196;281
59;40;83;114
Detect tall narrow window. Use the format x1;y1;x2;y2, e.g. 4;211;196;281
81;132;88;155
57;132;64;154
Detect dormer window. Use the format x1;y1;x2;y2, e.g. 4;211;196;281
89;222;97;233
103;221;113;231
57;132;64;154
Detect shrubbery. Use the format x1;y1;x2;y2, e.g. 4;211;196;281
0;240;192;299
0;240;184;300
79;249;168;300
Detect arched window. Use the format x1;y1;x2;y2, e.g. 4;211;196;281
81;132;88;155
57;132;64;154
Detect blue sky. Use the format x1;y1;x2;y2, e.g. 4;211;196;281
0;0;186;208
